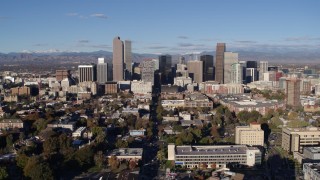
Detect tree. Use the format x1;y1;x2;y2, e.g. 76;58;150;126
287;120;309;128
175;138;183;146
16;151;29;169
6;134;13;150
157;149;166;162
43;137;59;155
94;151;105;169
0;166;8;180
74;146;94;169
108;155;119;170
199;137;214;145
129;160;137;170
115;139;129;148
24;156;54;180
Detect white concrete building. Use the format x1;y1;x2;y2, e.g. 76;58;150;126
131;80;152;95
224;52;238;84
168;144;261;169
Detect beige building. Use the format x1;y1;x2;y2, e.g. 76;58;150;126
0;119;24;129
113;36;124;81
282;127;320;153
235;122;264;146
187;60;203;84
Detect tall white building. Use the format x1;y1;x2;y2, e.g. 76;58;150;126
259;61;268;81
124;40;132;80
97;58;108;84
141;59;157;85
224;52;238;84
230;63;243;84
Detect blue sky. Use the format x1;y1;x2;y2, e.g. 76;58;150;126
1;0;319;54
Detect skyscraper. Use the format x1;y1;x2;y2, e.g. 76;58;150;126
286;78;301;108
259;61;268;81
231;63;243;84
246;68;258;83
141;59;157;85
124;40;132;80
246;61;258;68
187;60;203;84
215;43;226;84
200;55;214;81
159;55;173;85
97;58;108;84
224;52;238;84
113;36;124;81
78;64;96;82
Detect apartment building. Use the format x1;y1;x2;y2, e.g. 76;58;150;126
282;127;320;153
235;122;264;146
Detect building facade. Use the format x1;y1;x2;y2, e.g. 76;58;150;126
230;63;243;84
187;60;203;84
235;123;264;146
282;127;320;153
200;55;214;81
286;78;301;108
113;36;124;81
224;52;238;84
78;65;96;82
97;58;108;84
124;40;132;80
168;144;261;169
215;43;226;84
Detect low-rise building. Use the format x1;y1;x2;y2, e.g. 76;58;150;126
235;122;264;146
303;163;320;180
282;126;320;153
72;127;86;138
129;129;146;136
107;148;143;161
168;144;261;169
131;80;152;95
0;119;24;129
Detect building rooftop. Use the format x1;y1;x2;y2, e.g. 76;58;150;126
305;147;320;153
108;148;143;157
0;119;23;123
285;126;320;132
175;145;256;155
304;163;320;174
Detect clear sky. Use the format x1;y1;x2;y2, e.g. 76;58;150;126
1;0;319;54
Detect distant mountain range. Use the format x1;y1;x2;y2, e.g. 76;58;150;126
0;49;319;65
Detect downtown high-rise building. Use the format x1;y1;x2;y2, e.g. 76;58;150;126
259;61;268;81
246;61;258;68
224;52;238;84
113;36;124;81
230;63;243;84
78;64;96;82
200;55;214;81
176;56;188;78
97;58;108;84
124;40;132;80
286;78;301;108
141;59;157;85
159;55;173;85
187;60;203;84
246;68;258;83
215;43;226;84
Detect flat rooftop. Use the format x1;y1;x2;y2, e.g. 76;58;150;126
108;148;143;157
304;163;320;174
175;145;256;155
305;147;320;153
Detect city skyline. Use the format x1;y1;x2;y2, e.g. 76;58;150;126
0;0;319;54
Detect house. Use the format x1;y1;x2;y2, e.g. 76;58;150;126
129;129;146;136
0;119;24;129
